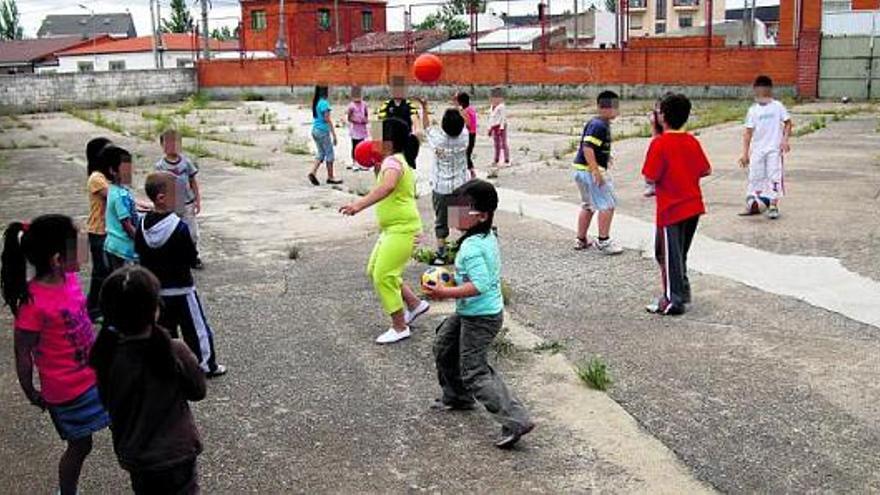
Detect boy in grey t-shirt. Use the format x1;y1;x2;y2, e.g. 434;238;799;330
156;129;203;269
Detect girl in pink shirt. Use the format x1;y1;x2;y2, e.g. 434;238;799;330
2;214;109;495
456;92;478;172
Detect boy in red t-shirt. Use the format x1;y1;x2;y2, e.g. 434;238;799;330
641;94;712;315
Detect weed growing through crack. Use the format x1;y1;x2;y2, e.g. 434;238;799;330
500;278;513;306
576;356;612;391
284;140;310;155
491;327;517;359
232;158;269;169
533;340;566;355
287;244;302;260
793;116;827;137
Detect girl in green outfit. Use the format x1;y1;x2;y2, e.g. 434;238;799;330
340;118;431;344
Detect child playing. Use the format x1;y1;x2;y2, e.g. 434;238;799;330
155;129;204;269
347;86;370;171
642;94;673;198
102;145;139;270
738;75;792;220
135;172;226;377
422;179;534;449
456;92;478;173
487;87;510;169
416;98;470;265
85;136;113;321
572;90;623;255
309;85;342;186
378;76;421;168
642;94;712;315
340;117;430;344
90;266;206;494
1;215;110;495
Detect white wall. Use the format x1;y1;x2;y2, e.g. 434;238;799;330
40;51;199;73
593;12;618;47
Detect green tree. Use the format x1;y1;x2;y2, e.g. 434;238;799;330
415;0;485;39
162;0;195;33
210;26;235;41
605;0;618;13
0;0;23;40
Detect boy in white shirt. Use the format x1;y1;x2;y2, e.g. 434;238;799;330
738;75;793;220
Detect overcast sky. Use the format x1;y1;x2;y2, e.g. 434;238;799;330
18;0;775;38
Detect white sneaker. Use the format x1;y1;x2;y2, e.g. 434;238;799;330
405;300;430;325
375;327;411;344
596;238;624;255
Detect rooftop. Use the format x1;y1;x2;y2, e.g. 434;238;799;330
0;36;102;65
57;34;239;56
37;13;136;39
329;30;447;54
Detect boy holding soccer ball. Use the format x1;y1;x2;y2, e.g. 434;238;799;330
738;75;793;219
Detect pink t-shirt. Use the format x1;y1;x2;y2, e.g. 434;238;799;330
347;101;370;141
14;273;97;405
464;106;478;134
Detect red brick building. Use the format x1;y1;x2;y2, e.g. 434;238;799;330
241;0;387;56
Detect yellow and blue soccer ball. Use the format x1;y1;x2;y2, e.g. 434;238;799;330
421;266;456;288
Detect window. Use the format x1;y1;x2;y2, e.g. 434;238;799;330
177;59;194;68
77;61;94;72
251;10;267;32
678;16;693;28
362;11;374;32
656;0;667;19
109;60;126;71
629;0;647;8
630;15;643;29
318;9;331;31
655;22;666;34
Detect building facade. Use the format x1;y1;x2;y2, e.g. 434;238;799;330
626;0;726;38
241;0;387;56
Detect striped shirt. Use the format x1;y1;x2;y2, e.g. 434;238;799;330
426;126;469;195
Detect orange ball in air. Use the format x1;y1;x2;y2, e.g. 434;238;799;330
412;53;443;84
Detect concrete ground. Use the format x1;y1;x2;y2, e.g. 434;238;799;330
0;96;878;493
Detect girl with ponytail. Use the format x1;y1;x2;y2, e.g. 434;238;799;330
1;214;109;495
90;265;206;494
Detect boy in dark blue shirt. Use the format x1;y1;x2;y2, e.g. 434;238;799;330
135;172;226;378
572;91;623;255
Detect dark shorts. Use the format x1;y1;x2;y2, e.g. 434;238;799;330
48;385;110;441
351;138;364;161
130;459;199;495
432;192;455;240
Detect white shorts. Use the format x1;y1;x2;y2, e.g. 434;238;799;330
748;150;785;200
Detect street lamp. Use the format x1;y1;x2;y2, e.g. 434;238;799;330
77;4;98;70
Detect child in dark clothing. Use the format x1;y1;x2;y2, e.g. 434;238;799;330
641;94;712;315
90;265;205;494
135;172;226;377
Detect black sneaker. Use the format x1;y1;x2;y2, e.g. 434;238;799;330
308;173;320;186
206;364;227;379
429;399;476;412
495;422;535;449
645;298;685;316
327;178;344;185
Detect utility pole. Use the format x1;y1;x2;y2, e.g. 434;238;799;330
275;0;288;57
156;0;165;67
201;0;210;59
149;0;159;68
334;0;340;46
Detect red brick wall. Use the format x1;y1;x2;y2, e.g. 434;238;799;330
198;48;799;89
629;36;726;48
851;0;880;10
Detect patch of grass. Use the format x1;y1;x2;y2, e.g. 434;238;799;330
241;91;264;102
491;327;517;359
0;140;51;150
183;142;214;159
793;116;827;137
203;134;255;147
258;109;278;126
283;140;310;155
9;115;33;130
231;157;269;169
614;123;653;141
500;278;513;306
286;244;301;260
67;109;126;134
690;101;751;130
576;356;612;391
533;340;566;355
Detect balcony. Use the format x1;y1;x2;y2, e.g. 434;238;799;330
673;0;700;9
627;0;648;11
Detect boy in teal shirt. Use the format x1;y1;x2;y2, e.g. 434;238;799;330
102;146;139;270
423;180;534;449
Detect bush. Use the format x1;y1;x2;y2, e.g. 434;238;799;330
576;356;612;391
